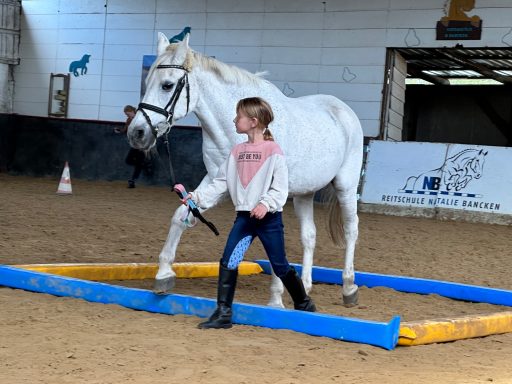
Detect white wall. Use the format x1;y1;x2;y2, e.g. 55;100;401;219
14;0;512;135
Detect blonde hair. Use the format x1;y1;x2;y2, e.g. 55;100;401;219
124;105;136;113
236;97;275;141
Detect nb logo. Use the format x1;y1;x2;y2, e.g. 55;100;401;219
422;176;441;191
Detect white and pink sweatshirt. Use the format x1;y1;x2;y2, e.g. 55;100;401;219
190;140;288;212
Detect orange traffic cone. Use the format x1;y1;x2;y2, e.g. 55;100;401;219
56;161;72;195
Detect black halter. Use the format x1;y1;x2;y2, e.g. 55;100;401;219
137;64;190;138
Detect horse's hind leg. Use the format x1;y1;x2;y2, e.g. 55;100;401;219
154;204;190;294
266;194;316;308
332;181;360;307
293;194;316;294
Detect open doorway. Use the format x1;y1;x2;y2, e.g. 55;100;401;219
380;47;512;146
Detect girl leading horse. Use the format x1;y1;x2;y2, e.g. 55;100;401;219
128;32;363;308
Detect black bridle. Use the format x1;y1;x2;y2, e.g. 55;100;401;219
137;64;190;138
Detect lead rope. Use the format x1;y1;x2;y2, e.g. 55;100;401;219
174;184;219;236
162;131;196;227
163;131;176;188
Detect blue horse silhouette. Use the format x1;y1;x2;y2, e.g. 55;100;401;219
170;27;191;43
69;54;91;77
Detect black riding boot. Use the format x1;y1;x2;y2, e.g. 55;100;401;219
198;264;238;329
281;267;316;312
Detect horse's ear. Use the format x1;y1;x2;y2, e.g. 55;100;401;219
157;32;170;56
182;33;190;48
174;33;190;64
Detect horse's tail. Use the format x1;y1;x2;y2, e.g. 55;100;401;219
317;185;345;247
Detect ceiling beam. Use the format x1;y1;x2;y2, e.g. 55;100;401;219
397;48;512;61
407;66;450;85
433;49;512;84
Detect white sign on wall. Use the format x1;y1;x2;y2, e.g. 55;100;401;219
361;140;512;215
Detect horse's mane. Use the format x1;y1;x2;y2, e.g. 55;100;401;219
165;44;269;87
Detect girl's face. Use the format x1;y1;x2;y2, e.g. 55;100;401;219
233;110;257;135
125;110;135;118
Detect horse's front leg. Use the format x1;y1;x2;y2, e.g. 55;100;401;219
154;204;190;294
293;194;316;293
267;194;316;308
267;269;285;308
458;175;471;190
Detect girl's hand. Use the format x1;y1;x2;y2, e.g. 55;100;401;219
181;193;193;205
250;203;268;219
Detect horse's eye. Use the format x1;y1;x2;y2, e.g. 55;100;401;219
161;82;174;91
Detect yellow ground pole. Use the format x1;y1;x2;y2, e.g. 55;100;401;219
12;261;263;281
399;311;512;346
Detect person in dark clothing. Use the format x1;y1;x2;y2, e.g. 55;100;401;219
116;105;147;188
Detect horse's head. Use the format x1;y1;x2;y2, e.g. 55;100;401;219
128;32;198;150
471;149;488;179
82;54;91;63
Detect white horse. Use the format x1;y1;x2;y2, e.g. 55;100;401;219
128;33;363;307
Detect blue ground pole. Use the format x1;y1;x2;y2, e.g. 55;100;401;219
255;260;512;306
0;265;400;350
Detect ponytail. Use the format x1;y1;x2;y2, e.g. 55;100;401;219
263;127;274;141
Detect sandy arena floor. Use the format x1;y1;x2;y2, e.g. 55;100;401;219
1;174;511;384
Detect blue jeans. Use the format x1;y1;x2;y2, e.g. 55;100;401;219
221;211;291;278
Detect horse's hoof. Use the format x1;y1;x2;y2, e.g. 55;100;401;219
343;289;359;307
266;301;285;309
153;277;175;295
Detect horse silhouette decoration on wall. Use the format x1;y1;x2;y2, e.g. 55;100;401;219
128;32;364;308
69;54;91;77
403;148;488;193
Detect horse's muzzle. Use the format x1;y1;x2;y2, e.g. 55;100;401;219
128;127;155;150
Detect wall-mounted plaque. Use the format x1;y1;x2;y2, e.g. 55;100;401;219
436;0;482;40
